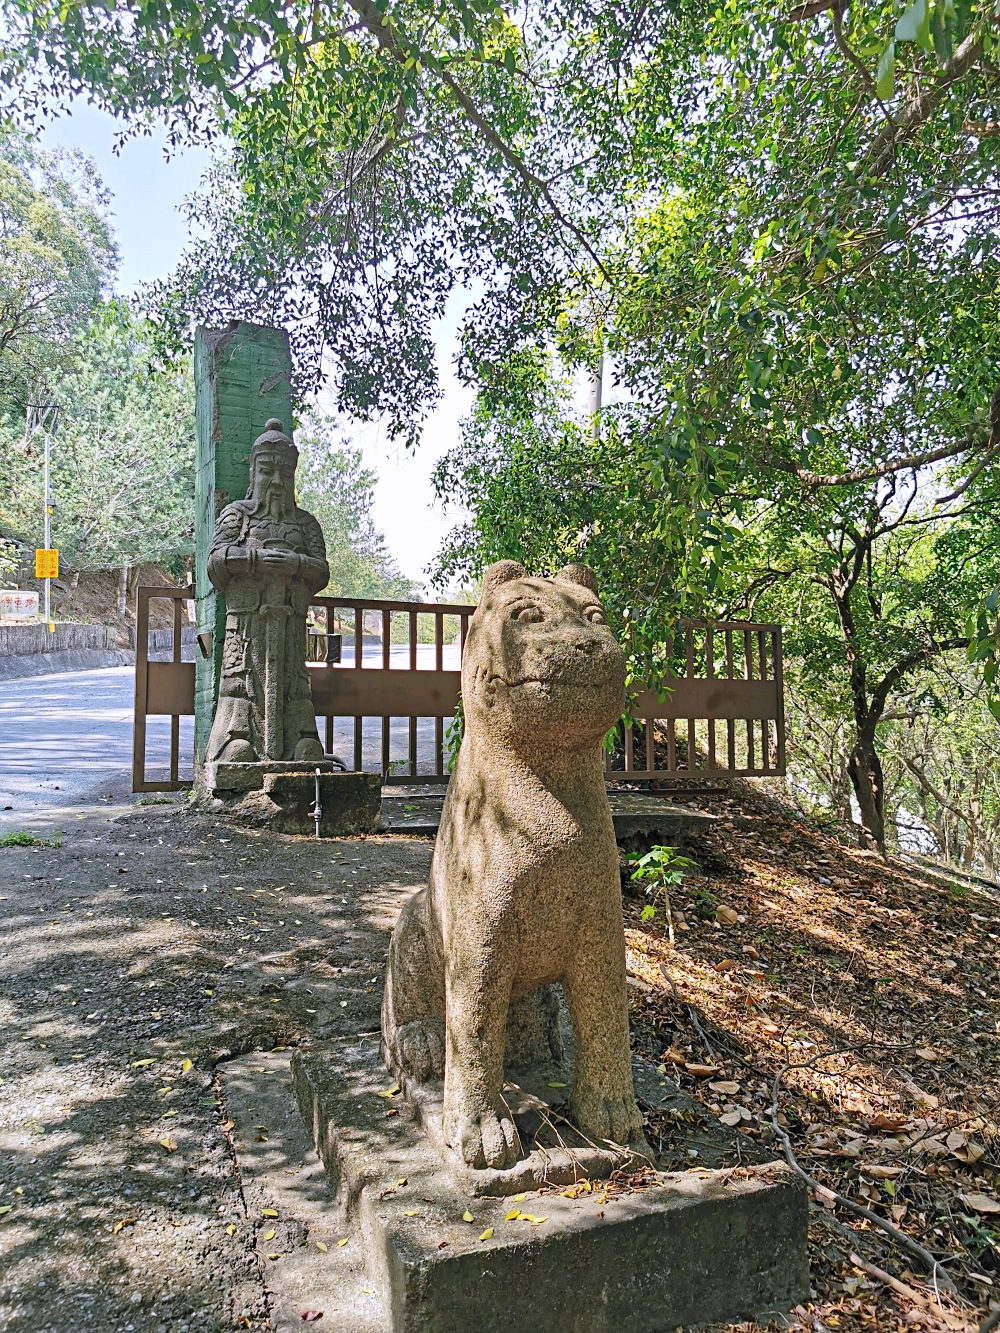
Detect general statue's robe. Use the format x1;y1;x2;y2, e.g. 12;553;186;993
205;500;329;764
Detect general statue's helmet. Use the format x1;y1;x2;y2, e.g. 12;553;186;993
250;418;298;467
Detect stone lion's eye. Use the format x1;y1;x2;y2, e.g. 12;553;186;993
512;605;544;623
584;606;606;624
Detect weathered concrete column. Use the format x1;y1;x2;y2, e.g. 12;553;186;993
193;322;293;771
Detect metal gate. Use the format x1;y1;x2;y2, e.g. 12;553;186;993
132;588;785;791
132;584;196;791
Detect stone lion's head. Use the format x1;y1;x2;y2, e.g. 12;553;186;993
461;561;626;749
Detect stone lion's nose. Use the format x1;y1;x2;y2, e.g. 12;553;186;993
569;636;600;655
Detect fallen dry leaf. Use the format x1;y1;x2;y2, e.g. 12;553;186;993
301;1311;324;1322
959;1193;1000;1215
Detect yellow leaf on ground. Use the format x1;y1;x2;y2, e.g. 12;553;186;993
316;1241;328;1252
337;1237;349;1247
226;1224;236;1236
376;1084;399;1099
261;1228;275;1242
180;1058;193;1073
479;1228;494;1241
261;1209;278;1218
512;1192;527;1202
505;1209;521;1221
0;1206;12;1216
131;1058;157;1068
403;1211;419;1217
462;1210;474;1223
159;1136;177;1152
113;1218;137;1235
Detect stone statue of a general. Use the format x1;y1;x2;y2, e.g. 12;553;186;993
206;418;329;765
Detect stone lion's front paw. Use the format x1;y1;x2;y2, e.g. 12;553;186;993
445;1101;522;1171
391;1019;445;1082
571;1087;646;1149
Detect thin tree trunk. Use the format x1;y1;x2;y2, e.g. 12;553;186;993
848;729;886;851
118;564;129;618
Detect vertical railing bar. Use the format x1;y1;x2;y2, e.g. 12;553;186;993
624;717;634;772
409;716;417;777
132;587;150;791
382;714;390;776
409;611;417;671
646;717;655;774
773;627;786;774
325;715;333;755
172;593;182;664
435;613;443;672
705;624;716;770
354;607;362;668
354;715;363;771
685;624;694;678
383;609;391;670
435;716;444;777
169;590;182;783
744;628;754;770
666;720;676;772
687;717;697;773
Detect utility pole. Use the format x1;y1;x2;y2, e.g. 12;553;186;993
27;402;59;630
587;352;603;442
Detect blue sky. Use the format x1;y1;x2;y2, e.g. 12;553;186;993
38;102;472;587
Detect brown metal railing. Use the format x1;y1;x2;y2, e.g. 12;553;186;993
132;588;785;790
307;595;473;784
605;621;785;780
133;584;195;791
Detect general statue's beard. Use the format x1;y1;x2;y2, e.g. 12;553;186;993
251;485;293;519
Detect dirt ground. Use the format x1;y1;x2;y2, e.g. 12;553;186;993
0;799;428;1333
1;785;998;1332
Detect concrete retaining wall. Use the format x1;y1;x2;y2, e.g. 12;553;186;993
0;621;124;657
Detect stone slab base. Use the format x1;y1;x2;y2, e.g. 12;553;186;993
205;765;382;836
291;1037;809;1332
380;789;717;844
205;759;344;793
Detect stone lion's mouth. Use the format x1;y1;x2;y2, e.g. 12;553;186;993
493;674;604;689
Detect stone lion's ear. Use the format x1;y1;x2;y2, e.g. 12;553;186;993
481;560;527;596
556;563;599;594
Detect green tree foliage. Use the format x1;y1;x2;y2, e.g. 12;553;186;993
7;0;1000;858
0;127;117;406
295;410;418;599
0;302;195;572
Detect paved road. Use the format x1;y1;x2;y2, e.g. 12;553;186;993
0;650;460;829
0;666;151;827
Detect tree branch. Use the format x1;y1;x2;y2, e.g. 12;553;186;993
868;638;969;725
868;32;984;176
771;438;973;488
342;0;608;278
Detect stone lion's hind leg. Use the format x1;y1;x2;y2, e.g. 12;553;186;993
381;887;445;1084
562;943;647;1151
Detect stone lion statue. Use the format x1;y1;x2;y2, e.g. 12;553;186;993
381;560;646;1171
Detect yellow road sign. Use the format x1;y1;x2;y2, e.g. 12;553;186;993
35;548;58;579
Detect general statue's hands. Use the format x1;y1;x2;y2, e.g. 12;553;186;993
256;548;299;576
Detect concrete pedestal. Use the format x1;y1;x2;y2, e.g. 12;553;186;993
291;1037;810;1332
205;763;382;835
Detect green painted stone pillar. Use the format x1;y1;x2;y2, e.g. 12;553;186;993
193;322;294;773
